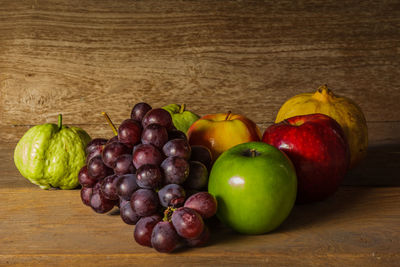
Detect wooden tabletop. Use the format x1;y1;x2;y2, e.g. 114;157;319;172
1;0;400;266
1;140;399;266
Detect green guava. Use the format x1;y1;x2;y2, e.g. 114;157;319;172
162;104;200;133
14;115;91;189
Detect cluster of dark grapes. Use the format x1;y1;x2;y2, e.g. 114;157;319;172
78;102;217;253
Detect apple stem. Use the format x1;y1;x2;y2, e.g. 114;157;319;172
180;104;186;113
225;111;232;120
250;149;256;157
102;112;118;136
58;114;62;130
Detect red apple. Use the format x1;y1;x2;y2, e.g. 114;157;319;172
187;112;261;161
262;113;350;203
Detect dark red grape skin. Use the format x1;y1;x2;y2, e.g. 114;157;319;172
131;102;152;122
136;164;163;189
90;182;116;214
106;136;119;145
132;144;164;169
190;145;212;171
184;192;217;219
100;174;120;200
114;154;135;175
163;139;191;160
158;184;186;208
116;174;138;201
80;187;93;206
118;119;142;148
102;141;131;168
183;161;208;190
78;165;97;187
171;207;204;239
161;156;190;185
168;129;187;141
86;138;108;165
134;214;162;247
186;225;210;247
151;221;182;253
141;124;168;150
86;138;108;155
119;199;140;225
86;150;101;165
142;108;173;130
130;189;159;217
87;155;112;181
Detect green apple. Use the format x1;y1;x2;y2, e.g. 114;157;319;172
162;104;200;133
208;142;297;234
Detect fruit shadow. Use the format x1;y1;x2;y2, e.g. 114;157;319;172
203;186;374;245
343;143;400;186
277;143;399;233
277;186;374;233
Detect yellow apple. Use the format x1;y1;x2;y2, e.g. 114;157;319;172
187;112;261;161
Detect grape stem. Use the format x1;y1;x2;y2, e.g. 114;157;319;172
102;112;118;136
58;114;62;130
163;207;176;222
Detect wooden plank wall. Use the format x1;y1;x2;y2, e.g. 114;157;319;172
0;0;399;144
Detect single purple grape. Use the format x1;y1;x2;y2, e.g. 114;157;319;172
163;139;191;160
114;154;136;175
130;189;159;217
131;102;152;122
151;221;182;253
184;192;217;219
90;182;117;213
183;161;208;190
78;165;97;187
161;156;190;185
134;214;162;247
136;164;163;189
119;199;140;225
132;144;164;169
102;141;131;168
142;108;173;130
87;155;112;181
116;173;138;200
171;207;204;239
158;184;186;208
118;119;142;148
141;123;168;150
80;187;93;206
100;174;120;200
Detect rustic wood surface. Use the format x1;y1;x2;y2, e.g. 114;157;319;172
1;0;400;266
0;143;399;266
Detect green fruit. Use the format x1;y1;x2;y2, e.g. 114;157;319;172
162;104;200;133
14;115;91;189
208;142;297;234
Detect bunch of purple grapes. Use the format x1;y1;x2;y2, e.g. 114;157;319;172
78;102;217;253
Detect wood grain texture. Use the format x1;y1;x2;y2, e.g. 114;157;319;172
0;186;399;266
1;1;400;265
0;0;399;128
